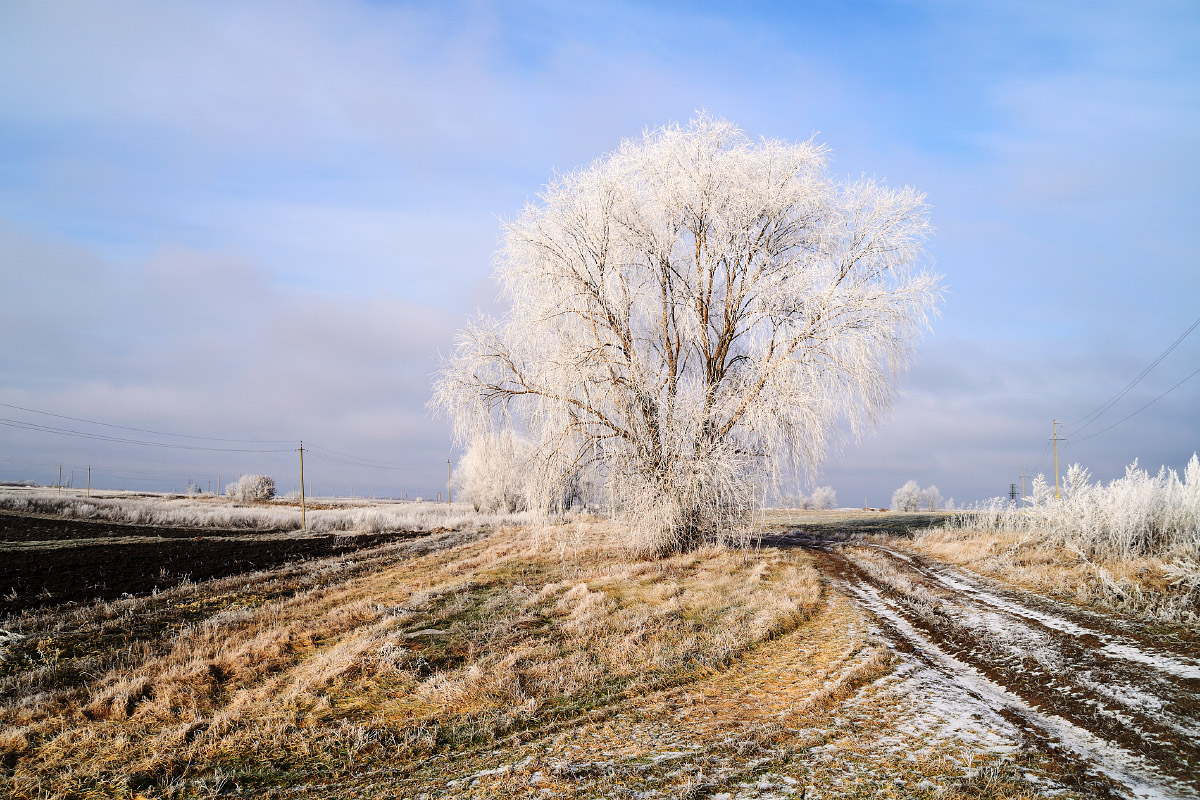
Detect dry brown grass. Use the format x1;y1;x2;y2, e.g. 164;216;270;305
0;521;821;798
909;527;1200;627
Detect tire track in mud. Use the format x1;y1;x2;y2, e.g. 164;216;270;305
767;530;1200;800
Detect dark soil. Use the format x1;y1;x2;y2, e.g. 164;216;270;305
0;512;423;617
0;510;287;542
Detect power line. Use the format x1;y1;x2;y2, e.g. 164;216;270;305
1031;440;1052;475
306;442;417;469
0;418;294;453
305;449;418;470
0;402;294;443
0;455;221;480
1069;365;1200;445
1066;314;1200;436
0;402;438;488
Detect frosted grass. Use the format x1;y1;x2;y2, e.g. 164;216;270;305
0;487;538;534
950;455;1200;563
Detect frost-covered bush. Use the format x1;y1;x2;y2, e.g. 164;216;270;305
453;434;532;513
225;474;276;502
454;434;596;516
810;486;837;510
950;455;1200;560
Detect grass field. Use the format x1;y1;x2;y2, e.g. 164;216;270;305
2;500;1196;799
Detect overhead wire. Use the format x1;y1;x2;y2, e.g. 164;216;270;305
305;448;418;470
0;402;430;493
1069;365;1200;445
0;417;294;453
0;455;217;480
0;402;294;443
1065;314;1200;436
1031;440;1053;476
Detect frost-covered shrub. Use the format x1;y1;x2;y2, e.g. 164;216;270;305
454;433;595;514
453;434;532;513
225;474;276;502
949;455;1200;561
788;493;812;510
810;486;837;510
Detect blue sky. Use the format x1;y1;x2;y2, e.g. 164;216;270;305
1;1;1197;505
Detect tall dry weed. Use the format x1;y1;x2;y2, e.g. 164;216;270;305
917;456;1200;625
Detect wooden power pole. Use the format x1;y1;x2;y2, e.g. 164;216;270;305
299;441;307;532
447;459;451;505
1050;420;1066;498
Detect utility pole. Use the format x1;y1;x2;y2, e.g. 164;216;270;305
1009;483;1018;504
58;465;62;493
87;466;91;498
447;459;451;505
1021;466;1027;509
1050;420;1066;499
298;441;307;532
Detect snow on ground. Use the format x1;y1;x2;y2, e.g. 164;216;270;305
842;560;1199;800
885;546;1200;681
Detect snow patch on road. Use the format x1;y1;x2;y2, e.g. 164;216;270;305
880;547;1200;683
847;580;1195;800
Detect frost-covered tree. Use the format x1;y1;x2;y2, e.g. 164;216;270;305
225;474;275;502
433;116;942;554
920;485;943;511
891;480;922;512
892;480;942;511
810;486;837;510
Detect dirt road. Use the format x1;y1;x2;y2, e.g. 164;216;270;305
770;529;1200;800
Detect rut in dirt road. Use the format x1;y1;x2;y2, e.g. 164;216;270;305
770;529;1200;800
